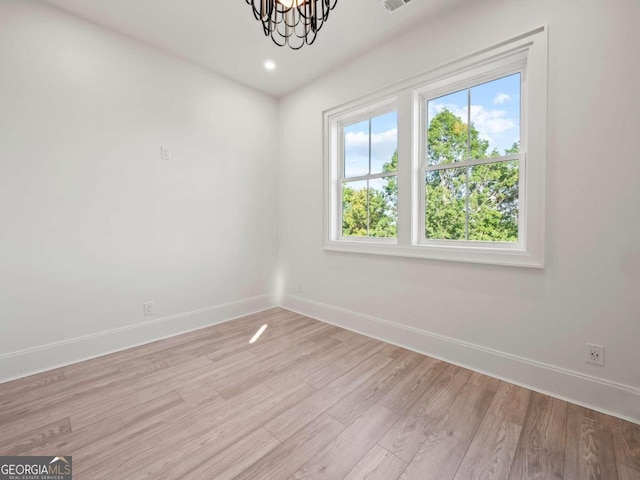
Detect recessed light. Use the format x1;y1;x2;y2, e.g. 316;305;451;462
264;60;276;71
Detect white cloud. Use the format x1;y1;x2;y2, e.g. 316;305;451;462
493;93;511;105
345;128;398;170
469;105;515;135
428;103;516;144
344;128;397;149
343;128;397;174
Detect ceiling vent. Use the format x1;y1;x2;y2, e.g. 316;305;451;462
380;0;412;13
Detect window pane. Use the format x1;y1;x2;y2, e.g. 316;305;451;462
426;167;467;240
427;89;468;166
370;111;398;175
342;180;368;237
344;120;369;178
468;161;519;242
369;177;397;238
470;73;521;159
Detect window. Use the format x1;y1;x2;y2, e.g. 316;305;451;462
341;109;398;240
421;73;522;244
324;27;547;267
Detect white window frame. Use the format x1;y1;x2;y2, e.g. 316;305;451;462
416;60;526;249
337;100;399;244
323;27;548;268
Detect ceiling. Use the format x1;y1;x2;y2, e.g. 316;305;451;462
41;0;474;97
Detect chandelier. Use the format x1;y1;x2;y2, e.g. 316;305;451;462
245;0;339;50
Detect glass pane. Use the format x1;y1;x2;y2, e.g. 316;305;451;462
426;167;467;240
369;177;397;238
342;180;368;237
470;73;521;159
370;111;398;175
427;89;468;166
344;120;369;178
468;161;519;242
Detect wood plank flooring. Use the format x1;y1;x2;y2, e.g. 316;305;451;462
0;307;639;479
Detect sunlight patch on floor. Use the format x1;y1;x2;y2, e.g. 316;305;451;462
249;324;268;344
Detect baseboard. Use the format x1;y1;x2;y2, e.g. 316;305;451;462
282;294;640;425
0;294;275;384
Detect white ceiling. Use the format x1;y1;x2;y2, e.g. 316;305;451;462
41;0;474;97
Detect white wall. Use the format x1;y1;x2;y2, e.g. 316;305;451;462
0;0;278;377
278;0;640;421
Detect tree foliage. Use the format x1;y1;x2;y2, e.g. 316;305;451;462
342;150;398;238
342;109;519;242
342;185;397;238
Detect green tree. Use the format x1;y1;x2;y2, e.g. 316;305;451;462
427;109;490;164
341;110;519;242
426;109;519;241
342;186;368;237
342;178;397;238
342;150;398;239
466;140;519;241
382;150;398;224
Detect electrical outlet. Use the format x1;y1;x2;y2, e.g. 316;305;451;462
586;343;605;366
160;147;172;160
297;283;303;294
143;302;154;316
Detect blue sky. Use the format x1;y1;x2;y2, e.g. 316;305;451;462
344;111;397;178
427;73;521;156
343;73;520;180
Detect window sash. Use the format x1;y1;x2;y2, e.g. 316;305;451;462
339;173;398;241
416;65;526;248
419;67;526;169
339;171;397;183
339;106;398;180
420;156;523;246
424;153;520;172
338;105;398;242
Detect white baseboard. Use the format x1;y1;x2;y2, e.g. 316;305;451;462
4;292;638;425
0;294;275;384
282;294;640;425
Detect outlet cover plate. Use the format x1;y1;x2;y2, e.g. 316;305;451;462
160;147;172;160
586;343;605;366
143;301;154;316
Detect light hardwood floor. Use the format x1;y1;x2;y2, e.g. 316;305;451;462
0;308;638;479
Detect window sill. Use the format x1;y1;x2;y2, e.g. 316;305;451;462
324;240;544;268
